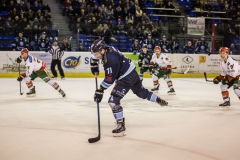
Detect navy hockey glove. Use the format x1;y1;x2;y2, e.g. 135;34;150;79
16;56;22;63
90;59;99;76
94;89;104;103
17;73;26;81
138;61;142;67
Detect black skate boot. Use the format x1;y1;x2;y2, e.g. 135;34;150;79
151;84;159;91
167;88;176;95
59;89;66;97
26;86;36;97
156;97;168;107
112;118;126;137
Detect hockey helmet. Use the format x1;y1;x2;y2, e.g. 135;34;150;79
142;44;148;49
21;48;29;55
219;47;229;54
91;39;107;53
154;46;161;51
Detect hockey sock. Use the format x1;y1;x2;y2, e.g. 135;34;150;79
147;92;158;102
47;80;61;91
112;105;123;120
222;91;229;101
26;81;34;90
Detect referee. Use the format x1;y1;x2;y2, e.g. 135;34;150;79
48;39;65;79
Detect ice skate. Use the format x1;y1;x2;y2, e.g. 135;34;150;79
59;89;66;97
61;76;65;80
51;76;57;80
151;84;159;91
156;97;168;107
112;118;126;137
26;86;36;97
167;88;176;95
219;100;230;110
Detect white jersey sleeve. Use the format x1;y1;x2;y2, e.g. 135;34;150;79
220;56;240;78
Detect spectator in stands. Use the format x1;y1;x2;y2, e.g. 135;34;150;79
42;2;51;13
99;4;107;15
73;17;82;33
195;36;209;54
125;12;134;24
85;5;92;15
39;16;47;29
143;27;151;37
17;0;27;12
49;25;59;43
38;32;50;51
26;1;32;11
12;31;28;51
93;4;100;16
4;17;15;34
143;34;155;53
183;41;195;54
8;1;16;13
19;10;27;21
79;9;87;22
96;12;103;24
105;5;115;19
19;17;30;31
41;25;50;36
147;20;155;31
131;39;141;55
76;43;86;51
86;0;95;8
101;22;112;45
141;12;150;24
36;0;43;6
151;27;161;40
72;0;80;10
117;0;125;10
32;1;41;13
229;43;238;55
10;8;19;21
114;5;122;19
60;38;72;51
32;24;41;41
122;7;129;20
32;18;41;29
14;16;21;33
27;9;36;22
115;18;124;35
24;24;32;39
137;20;147;31
159;35;171;53
127;25;136;42
93;25;102;36
233;24;239;36
135;6;142;24
36;9;43;20
154;0;164;8
81;19;91;34
135;27;144;42
62;0;72;16
169;36;179;53
165;1;175;15
90;16;99;32
108;19;115;32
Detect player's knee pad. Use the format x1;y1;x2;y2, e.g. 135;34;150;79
108;95;121;107
111;89;126;99
220;84;228;91
111;104;123;120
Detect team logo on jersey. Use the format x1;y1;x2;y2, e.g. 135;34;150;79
182;56;193;64
63;56;81;69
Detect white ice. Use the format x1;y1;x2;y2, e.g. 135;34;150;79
0;77;240;160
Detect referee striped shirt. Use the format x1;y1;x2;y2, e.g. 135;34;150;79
48;46;64;60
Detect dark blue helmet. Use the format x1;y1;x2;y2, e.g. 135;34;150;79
91;39;108;53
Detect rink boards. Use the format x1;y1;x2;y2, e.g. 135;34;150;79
0;51;239;78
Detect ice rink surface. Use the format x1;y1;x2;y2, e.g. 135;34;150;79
0;77;240;160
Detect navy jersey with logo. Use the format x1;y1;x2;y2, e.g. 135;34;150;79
100;46;135;89
38;37;50;51
195;41;209;53
138;51;152;66
159;40;171;53
143;39;156;53
183;45;195;54
12;37;28;50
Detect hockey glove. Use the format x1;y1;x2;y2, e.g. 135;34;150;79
17;73;26;81
90;59;99;76
94;89;104;103
16;56;22;63
213;76;224;84
138;61;142;67
166;65;172;75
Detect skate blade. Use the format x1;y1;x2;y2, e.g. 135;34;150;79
168;92;176;95
219;106;230;110
26;94;36;97
113;132;126;137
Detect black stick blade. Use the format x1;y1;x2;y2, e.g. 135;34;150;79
88;136;100;143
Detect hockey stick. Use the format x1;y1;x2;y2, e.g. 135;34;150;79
6;53;23;95
141;65;177;70
18;63;24;95
172;67;190;74
203;72;213;82
88;73;101;143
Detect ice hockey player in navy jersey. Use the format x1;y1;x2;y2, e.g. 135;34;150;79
90;39;168;137
138;44;152;81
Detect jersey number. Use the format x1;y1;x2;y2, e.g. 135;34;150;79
106;67;112;74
